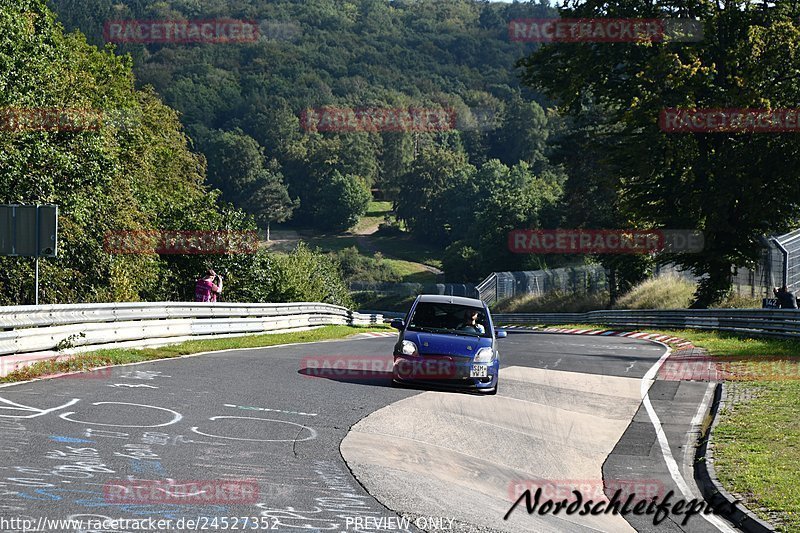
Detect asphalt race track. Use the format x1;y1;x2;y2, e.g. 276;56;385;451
0;331;739;533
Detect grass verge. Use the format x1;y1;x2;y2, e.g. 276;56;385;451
383;258;438;283
352;200;393;234
369;233;444;270
613;274;695;309
0;325;389;384
529;323;800;531
713;380;800;532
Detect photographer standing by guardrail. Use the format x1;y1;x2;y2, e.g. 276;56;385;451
194;269;223;302
773;286;798;309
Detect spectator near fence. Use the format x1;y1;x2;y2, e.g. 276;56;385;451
775;285;798;309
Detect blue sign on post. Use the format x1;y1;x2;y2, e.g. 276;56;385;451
0;205;58;305
0;205;58;257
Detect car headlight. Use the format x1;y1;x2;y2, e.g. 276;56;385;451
474;347;495;363
401;340;418;356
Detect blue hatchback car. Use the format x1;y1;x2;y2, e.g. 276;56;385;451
390;295;506;394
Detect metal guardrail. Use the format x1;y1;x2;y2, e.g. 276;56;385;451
0;302;383;357
493;309;800;340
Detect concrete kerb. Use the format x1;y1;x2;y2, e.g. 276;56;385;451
695;383;777;533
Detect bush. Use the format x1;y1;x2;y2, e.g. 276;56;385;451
376;219;405;237
712;292;763;309
442;241;481;282
613;274;695;309
493;291;610;313
265;243;354;307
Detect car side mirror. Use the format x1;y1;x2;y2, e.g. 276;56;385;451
390;318;405;331
495;328;507;339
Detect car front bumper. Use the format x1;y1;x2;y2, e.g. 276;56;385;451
392;355;499;391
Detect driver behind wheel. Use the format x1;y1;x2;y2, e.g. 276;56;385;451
458;309;485;334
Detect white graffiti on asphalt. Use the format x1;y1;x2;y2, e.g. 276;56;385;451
190;416;318;443
59;402;182;428
0;396;80;419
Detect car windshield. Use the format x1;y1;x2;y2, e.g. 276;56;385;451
407;302;491;338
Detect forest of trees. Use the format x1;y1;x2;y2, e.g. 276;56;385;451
3;0;799;306
0;0;352;306
47;0;579;276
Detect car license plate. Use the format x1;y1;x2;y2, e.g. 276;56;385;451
470;365;488;378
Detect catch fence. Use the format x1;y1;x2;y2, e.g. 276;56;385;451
476;265;608;305
478;229;800;305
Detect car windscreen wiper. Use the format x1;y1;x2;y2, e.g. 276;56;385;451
407;325;445;334
448;330;482;338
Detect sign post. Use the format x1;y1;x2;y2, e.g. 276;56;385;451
0;205;58;305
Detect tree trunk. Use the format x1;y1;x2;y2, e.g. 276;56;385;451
266;222;270;242
690;260;732;309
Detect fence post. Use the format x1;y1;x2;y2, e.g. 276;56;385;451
772;237;790;288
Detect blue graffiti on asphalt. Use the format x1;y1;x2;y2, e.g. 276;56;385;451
49;435;95;444
131;459;167;476
14;487;229;519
